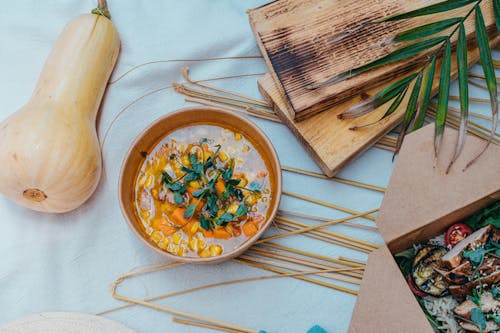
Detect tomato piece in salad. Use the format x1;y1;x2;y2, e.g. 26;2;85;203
445;223;472;247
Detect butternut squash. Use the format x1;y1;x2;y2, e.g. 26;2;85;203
0;1;120;213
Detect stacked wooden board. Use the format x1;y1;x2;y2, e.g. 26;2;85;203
248;0;498;177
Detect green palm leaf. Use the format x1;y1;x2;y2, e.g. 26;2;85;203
413;57;437;131
310;37;445;88
447;24;468;173
349;87;409;130
395;18;461;42
395;72;423;156
339;73;416;119
465;6;498;170
434;40;451;158
381;0;476;22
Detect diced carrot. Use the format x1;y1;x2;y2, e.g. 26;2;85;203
151;217;177;236
215;178;226;196
242;221;259;237
202;229;214;238
171;208;189;226
182;220;194;233
213;227;232;239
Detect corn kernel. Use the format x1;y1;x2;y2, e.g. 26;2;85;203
234;133;242;141
218;151;229;162
199;249;211;258
151;231;163;243
209;245;223;256
227;204;239;215
140;210;151;220
177;247;187;257
244;195;257;206
167;243;179;254
144;175;154;189
151;189;159;200
172;232;183;245
188;238;198;251
190;222;200;235
138;174;148;186
158;238;170;250
189;181;201;189
197;239;207;250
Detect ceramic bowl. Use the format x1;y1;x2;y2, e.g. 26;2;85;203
118;107;282;264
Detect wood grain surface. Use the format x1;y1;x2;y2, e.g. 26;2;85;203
258;35;500;177
249;0;497;120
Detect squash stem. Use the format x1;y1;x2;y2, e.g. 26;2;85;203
92;0;111;19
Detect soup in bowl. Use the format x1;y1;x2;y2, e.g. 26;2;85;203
119;108;282;264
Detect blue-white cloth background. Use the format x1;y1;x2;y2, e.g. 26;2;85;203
0;1;495;333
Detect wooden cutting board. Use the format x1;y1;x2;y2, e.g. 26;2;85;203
258;35;500;177
249;0;497;121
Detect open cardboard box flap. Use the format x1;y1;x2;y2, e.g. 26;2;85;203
349;124;500;333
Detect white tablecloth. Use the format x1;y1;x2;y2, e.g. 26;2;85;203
1;1;494;332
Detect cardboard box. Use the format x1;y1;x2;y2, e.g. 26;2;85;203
348;124;500;333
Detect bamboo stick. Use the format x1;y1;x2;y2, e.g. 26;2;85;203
272;215;380;249
257;243;365;268
282;190;377;221
281;165;386;193
109;55;263;84
233;258;359;295
247;248;363;281
185;97;281;122
277;209;378;231
109;264;257;333
273;223;372;253
239;254;362;285
182;67;271;108
257;210;379;246
338;256;367;266
173;317;247;333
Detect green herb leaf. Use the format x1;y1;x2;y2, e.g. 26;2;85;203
395;248;416;276
227;179;242;186
248;181;262;192
395;18;461;42
174;192;184;204
462;248;486;267
192;162;203;175
199;217;212;230
189;154;197;165
184;172;199;182
446;23;469;174
222;166;233;181
491;286;499;299
161;172;173;185
217;212;234;226
434;39;451;158
381;0;477;22
235;204;248;218
489;314;500;325
465;6;499;170
184;204;197;219
192;188;207;198
168;182;183;191
470;308;487;331
465;202;500;230
395;71;423;155
413;57;437;131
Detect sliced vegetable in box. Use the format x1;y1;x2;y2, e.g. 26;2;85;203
395;201;500;333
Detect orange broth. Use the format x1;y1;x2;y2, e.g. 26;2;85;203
134;124;273;258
